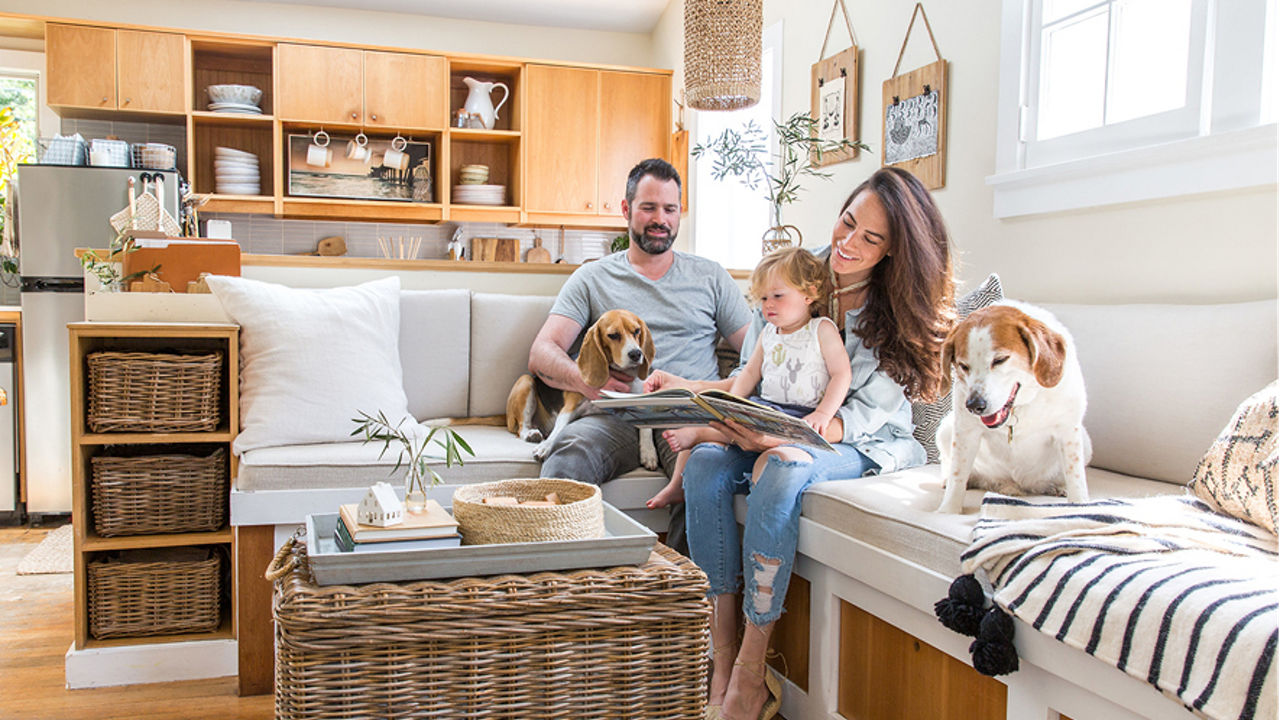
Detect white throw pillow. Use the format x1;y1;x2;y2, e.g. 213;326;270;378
207;275;413;454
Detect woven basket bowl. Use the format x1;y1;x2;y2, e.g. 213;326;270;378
452;478;603;545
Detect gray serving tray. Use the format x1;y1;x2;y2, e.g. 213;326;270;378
305;501;658;586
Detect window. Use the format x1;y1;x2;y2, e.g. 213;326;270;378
988;0;1276;217
692;21;782;271
0;71;38;148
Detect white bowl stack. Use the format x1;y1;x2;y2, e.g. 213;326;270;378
207;84;263;114
215;146;261;195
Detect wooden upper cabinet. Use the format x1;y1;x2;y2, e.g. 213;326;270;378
598;71;670;215
46;24;116;109
524;65;600;214
364;51;445;129
47;25;185;113
278;44;363;124
116;30;186;113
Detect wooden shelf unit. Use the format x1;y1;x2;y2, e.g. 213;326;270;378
68;322;240;652
37;15;670;228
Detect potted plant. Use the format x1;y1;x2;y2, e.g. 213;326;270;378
351;410;474;513
0;106;34;278
692;111;870;253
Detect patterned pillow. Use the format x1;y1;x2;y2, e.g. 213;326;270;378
911;273;1004;463
1188;381;1278;534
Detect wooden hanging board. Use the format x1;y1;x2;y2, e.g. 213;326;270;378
810;0;861;166
670;129;689;212
881;2;948;189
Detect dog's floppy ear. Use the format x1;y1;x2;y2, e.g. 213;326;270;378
1017;316;1067;388
939;328;958;396
577;322;611;388
636;321;655;379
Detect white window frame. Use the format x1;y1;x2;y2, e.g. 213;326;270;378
691;20;784;271
988;0;1277;218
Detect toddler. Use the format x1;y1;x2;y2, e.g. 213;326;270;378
646;247;852;508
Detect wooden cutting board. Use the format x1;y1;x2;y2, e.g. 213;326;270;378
470;237;518;263
526;236;552;263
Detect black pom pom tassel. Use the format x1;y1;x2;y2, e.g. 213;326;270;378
934;574;986;637
969;607;1019;676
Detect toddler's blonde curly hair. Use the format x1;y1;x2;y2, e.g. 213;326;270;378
748;247;830;318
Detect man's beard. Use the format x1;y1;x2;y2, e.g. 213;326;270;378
630;223;676;255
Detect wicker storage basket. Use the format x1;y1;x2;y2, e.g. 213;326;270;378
452;478;603;544
88;548;222;639
269;537;709;719
91;448;228;536
87;351;223;432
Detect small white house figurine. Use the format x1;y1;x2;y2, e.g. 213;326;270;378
357;482;404;527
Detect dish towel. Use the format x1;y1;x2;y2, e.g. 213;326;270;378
956;494;1277;720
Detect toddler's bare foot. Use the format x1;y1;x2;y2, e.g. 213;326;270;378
646;483;685;509
663;427;702;453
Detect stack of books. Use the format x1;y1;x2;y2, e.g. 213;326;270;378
334;499;462;552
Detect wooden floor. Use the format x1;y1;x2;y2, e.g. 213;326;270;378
0;524;273;720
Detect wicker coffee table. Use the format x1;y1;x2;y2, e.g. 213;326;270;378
269;537;710;719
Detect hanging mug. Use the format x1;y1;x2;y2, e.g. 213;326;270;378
382;134;409;171
346;132;370;162
306;130;332;167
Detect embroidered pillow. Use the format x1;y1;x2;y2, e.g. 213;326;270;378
1189;381;1278;533
912;273;1005;463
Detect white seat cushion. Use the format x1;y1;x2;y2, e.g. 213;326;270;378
801;465;1185;578
468;293;556;417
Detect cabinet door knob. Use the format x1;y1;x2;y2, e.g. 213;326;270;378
123;97;131;104
101;96;109;104
370;113;378;121
351;111;358;119
586;202;593;210
603;202;611;211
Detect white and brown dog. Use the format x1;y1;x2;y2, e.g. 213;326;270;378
935;301;1092;513
506;309;660;468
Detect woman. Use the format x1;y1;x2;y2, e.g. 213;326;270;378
682;167;954;720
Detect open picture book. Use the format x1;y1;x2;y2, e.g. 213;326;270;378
593;388;836;451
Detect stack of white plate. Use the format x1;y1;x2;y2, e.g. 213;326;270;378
215;146;261;195
453;183;505;206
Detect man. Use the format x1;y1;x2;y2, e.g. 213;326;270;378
529;158;751;553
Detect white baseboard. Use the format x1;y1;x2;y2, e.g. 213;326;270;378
64;639;237;689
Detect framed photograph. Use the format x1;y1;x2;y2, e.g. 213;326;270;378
287;133;433;202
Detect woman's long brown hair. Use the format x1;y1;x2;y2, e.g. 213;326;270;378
838;167;955;402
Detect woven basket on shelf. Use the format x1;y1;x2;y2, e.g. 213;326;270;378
86;351;223;433
451;478;603;545
88;549;222;639
91;448;228;537
269;537;709;720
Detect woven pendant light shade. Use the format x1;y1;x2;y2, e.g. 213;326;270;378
685;0;762;111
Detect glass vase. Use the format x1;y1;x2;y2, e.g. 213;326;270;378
404;470;429;514
761;224;802;255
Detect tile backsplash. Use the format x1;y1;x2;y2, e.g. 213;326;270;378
203;214;618;264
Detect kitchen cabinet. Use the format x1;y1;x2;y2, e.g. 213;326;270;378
278;43;445;129
46;24;186;114
524;65;670;226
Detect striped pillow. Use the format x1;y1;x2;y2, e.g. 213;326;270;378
1189;381;1278;533
912;273;1004;463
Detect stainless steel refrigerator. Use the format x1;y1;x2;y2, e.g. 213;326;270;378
15;164;179;515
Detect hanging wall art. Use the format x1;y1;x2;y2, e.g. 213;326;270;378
882;2;948;189
810;0;861;166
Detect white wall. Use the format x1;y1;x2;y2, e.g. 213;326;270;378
0;0;655;67
662;0;1278;304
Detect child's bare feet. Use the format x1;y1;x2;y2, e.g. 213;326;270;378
663;427;702;453
646;482;685;509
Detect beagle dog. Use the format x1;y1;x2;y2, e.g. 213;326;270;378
506;309;661;469
935;300;1092;513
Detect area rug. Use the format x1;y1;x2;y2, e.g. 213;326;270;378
17;524;73;575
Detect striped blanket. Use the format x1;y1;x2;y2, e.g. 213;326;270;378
960;494;1278;720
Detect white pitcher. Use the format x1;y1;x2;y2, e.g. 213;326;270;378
462;77;509;130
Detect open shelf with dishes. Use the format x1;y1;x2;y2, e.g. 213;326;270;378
190;38;274;116
68;323;239;652
189;114;275;208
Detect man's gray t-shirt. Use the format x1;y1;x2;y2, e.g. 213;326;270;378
550;251;751;381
